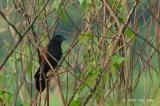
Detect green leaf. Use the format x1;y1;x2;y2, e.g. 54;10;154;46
79;0;92;5
108;0;115;5
83;65;100;88
79;32;92;44
112;55;124;68
0;90;12;105
70;99;81;106
70;93;81;106
52;0;62;10
125;27;135;39
79;0;92;14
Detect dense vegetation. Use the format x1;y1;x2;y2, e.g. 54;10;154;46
0;0;159;106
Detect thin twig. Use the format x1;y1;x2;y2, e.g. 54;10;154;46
0;0;50;70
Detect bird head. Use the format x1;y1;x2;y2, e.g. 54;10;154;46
53;35;66;43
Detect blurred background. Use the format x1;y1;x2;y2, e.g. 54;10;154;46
0;0;160;106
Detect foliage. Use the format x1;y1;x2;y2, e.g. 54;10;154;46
0;0;159;106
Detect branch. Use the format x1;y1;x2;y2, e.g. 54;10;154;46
0;0;50;70
82;0;139;105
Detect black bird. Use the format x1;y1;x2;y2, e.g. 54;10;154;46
34;35;65;92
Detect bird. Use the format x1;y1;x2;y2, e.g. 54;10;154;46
34;68;46;91
34;35;65;92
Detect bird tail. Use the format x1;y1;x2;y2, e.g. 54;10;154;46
34;68;46;92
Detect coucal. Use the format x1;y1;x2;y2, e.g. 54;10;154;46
34;35;65;92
